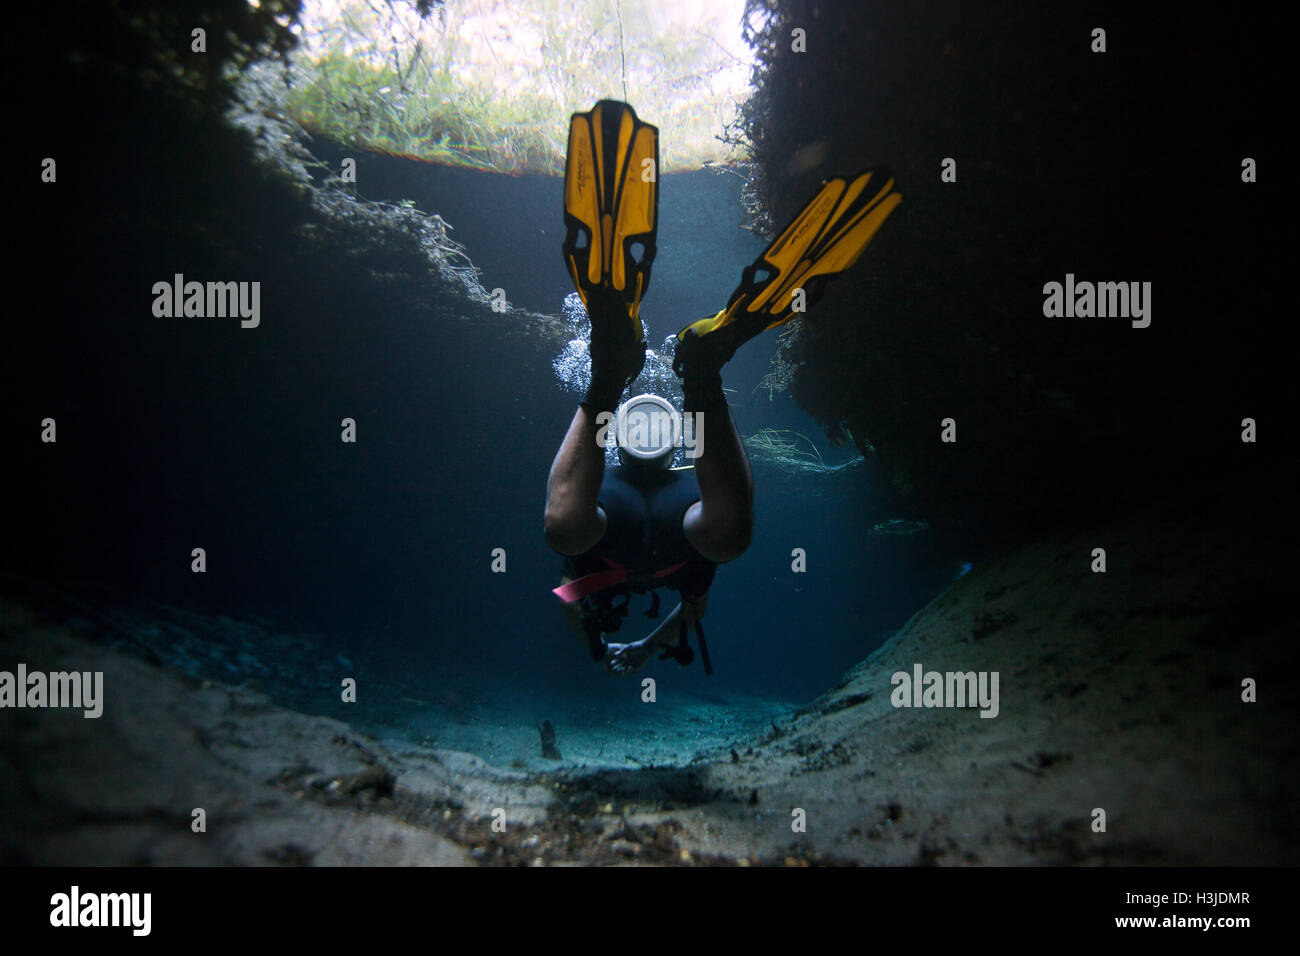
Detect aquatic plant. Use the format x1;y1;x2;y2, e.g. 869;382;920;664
279;0;750;172
229;53;520;314
744;428;824;466
753;321;803;399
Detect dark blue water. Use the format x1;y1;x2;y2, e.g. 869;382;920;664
7;137;959;738
284;152;960;701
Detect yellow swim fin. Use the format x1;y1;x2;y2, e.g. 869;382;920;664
677;167;901;351
562;100;660;334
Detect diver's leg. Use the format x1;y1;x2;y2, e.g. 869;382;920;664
674;327;754;563
544;406;609;556
681;395;753;564
545;294;645;556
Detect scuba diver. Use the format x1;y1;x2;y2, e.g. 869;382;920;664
544;100;901;676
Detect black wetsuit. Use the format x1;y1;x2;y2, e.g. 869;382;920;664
562;464;717;659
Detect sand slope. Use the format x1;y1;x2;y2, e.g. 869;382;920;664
2;481;1294;865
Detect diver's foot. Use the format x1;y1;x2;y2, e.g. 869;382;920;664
588;334;647;405
585;290;647;402
604;639;657;675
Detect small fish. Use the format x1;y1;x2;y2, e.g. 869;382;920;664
869;518;930;536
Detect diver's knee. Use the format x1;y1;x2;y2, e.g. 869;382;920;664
686;509;752;564
544;506;603;556
543;509;579;554
716;523;752;563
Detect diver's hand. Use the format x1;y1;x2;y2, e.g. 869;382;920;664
605;602;695;675
604;639;656;675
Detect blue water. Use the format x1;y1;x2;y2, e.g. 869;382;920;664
7;146;959;753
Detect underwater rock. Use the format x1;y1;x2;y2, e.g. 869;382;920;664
539;719;561;761
0;602;469;865
311;764;395;801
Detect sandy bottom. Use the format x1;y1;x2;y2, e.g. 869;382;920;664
1;479;1295;865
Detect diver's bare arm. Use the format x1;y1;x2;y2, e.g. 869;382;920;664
544;406;608;555
647;601;686;644
605;593;709;674
605;602;684;674
683;406;753;563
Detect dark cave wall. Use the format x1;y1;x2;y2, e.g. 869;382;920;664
741;0;1283;552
